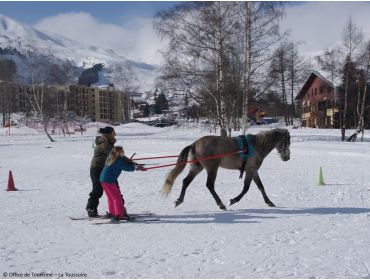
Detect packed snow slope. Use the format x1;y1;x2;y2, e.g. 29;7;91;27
0;123;369;278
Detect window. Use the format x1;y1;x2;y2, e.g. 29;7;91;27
311;104;318;112
315;88;317;95
318;101;326;111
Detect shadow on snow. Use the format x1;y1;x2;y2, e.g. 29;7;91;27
151;207;370;224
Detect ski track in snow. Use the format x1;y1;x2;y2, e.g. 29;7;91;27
0;125;370;278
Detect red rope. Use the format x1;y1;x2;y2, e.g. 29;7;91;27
144;149;247;170
132;155;179;161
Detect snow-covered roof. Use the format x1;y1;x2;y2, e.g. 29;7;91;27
133;97;147;103
94;85;111;89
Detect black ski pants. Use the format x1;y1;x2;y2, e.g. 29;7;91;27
86;167;124;213
86;167;104;212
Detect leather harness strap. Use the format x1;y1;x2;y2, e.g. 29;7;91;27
235;135;253;179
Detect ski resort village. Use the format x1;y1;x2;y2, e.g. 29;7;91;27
0;2;370;279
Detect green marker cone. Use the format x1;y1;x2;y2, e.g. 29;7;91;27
317;166;324;186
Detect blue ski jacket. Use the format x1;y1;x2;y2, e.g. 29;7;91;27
100;157;135;183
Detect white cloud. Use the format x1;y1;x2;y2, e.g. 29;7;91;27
281;2;370;57
33;3;370;67
34;12;167;65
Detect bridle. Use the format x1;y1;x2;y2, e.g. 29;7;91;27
277;129;290;154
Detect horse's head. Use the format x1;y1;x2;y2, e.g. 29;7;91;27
275;129;290;161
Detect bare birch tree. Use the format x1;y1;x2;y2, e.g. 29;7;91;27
154;2;239;136
110;62;139;92
238;1;285;133
269;43;290;125
109;61;139;122
24;43;65;142
53;60;77;136
286;42;310;125
0;59;17;127
348;40;370;141
341;17;364;141
154;2;284;135
315;47;342;86
315;47;342;127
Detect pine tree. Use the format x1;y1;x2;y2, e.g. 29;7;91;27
155;93;168;114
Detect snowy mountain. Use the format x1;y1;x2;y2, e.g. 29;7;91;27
0;14;158;91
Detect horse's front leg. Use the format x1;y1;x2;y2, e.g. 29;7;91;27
253;172;276;207
229;173;253;206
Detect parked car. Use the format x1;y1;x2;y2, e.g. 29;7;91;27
255;120;268;125
154;122;171;127
260;117;277;124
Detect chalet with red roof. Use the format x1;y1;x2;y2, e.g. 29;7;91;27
295;71;339;128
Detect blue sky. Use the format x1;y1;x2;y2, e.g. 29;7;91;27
0;1;178;25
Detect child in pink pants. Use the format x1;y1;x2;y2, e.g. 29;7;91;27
100;146;146;221
101;182;128;218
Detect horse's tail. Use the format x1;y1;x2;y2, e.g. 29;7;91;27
161;144;193;197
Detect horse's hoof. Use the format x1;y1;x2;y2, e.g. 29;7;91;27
267;202;276;207
173;200;182;208
219;203;227;210
229;199;236;206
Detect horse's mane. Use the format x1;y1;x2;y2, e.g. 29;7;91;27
255;129;275;146
255;129;287;152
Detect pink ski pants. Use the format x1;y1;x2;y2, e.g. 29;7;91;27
101;182;127;217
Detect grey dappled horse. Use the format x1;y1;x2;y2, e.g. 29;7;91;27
162;128;291;210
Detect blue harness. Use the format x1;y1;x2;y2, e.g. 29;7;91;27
234;134;254;178
234;134;254;159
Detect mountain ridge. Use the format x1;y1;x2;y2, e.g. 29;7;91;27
0;14;157;91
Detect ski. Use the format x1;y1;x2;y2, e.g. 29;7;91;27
67;212;153;221
67;215;106;221
92;216;159;225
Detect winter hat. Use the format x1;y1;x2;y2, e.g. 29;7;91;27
99;126;114;135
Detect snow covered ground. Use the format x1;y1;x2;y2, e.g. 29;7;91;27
0;123;370;278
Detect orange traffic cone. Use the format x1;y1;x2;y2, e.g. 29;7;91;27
6;170;17;191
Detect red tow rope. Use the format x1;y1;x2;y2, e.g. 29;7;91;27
132;155;178;161
141;150;247;170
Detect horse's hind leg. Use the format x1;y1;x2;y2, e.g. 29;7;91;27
230;173;253;206
205;169;226;210
174;163;203;208
253;172;275;207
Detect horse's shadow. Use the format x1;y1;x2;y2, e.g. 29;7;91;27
152;211;263;224
152;207;370;224
241;207;370;216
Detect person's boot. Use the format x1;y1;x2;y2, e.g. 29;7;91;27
103;212;113;219
110;215;133;223
87;208;98;217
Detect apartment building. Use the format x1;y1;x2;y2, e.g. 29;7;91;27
69;84;130;124
2;83;130;124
